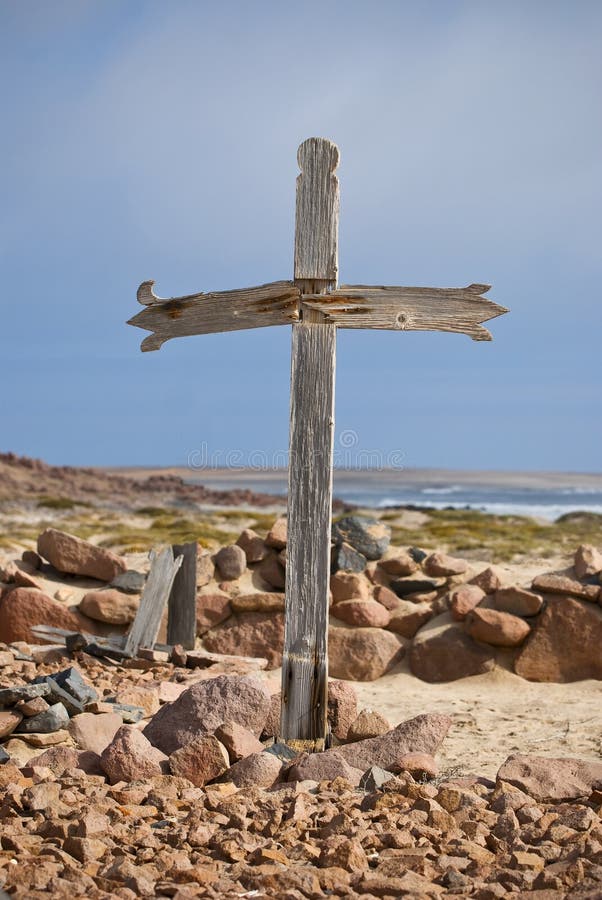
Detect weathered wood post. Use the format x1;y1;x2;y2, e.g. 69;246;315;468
279;138;340;751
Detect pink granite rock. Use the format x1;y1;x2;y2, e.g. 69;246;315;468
329;626;405;681
169;735;230;786
423;552;468;577
449;584;485;621
497;754;602;801
68;712;123;754
37;528;126;581
142;674;271;754
214;721;263;761
100;726;168;784
465;607;531;647
226;750;283;788
203;612;285;668
331;599;391;628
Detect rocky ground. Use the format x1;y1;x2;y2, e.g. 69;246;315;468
1;454;602;896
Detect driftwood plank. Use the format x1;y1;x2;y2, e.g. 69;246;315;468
128;280;300;351
280;137;339;751
302;284;508;341
124;547;183;656
167;542;197;650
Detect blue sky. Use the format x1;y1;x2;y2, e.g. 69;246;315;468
2;0;601;471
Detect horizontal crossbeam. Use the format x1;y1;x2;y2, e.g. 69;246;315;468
302;283;508;341
128;280;301;351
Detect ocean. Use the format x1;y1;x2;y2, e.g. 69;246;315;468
188;469;602;522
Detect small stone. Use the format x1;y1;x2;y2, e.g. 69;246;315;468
332;599;391;628
387;599;434;637
347;709;391;742
40;665;98;705
235;529;267;563
264;741;299;762
28;745;81;774
390;577;441;599
330;542;367;574
397;752;438;779
0;710;23;738
196;592;232;633
21;549;42;569
288;750;363;786
532;572;600;601
104;701;145;723
330;572;371;602
469;566;503;593
68;712;123;754
79;589;139;625
424;552;468;577
265;516;287;549
143;674;271;754
359;765;396;791
0;746;9;764
37;528;127;581
318;836;368;872
226;750;283;787
15;702;69;734
466;607;531;647
214;721;263;761
0;649;15;666
169;735;230;786
327;680;358;741
109;569;146;593
492;586;543;616
329;626;405;681
379;549;419;577
214;544;247;580
157;681;188;703
332;516;391;560
16;696;49;716
114;686;160;717
0;683;50;707
257;553;286;589
373;585;401;610
574;543;602;579
230;592;285;613
450;584;485;620
63;836;107;864
196;550;215;586
100;725;168;784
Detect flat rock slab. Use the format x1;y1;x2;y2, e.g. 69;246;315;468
0;682;51;706
332;516;391;561
498;754;602;801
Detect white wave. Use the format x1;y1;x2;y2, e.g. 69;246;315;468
375;498;602;521
421;485;464;495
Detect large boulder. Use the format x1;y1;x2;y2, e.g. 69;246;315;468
142;674;271;755
332;516;391;561
0;588;96;644
37;528;126;581
329;626;405;681
409;614;495;683
202;611;285;668
497;754;602;801
514;597;602;682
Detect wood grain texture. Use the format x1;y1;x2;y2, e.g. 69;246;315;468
294;137;340;284
124;547;183;656
302;283;507;341
280;311;336;750
128;281;300;351
167;542;197;650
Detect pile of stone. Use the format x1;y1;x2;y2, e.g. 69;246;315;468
1;519;601;685
0;665;601;897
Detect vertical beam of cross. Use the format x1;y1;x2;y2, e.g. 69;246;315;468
279;138;340;751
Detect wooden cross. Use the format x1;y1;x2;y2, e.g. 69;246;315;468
128;137;508;751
